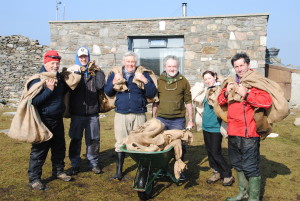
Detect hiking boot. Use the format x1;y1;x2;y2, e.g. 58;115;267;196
29;180;46;190
70;167;80;175
223;176;235;186
92;166;102;174
206;171;221;184
57;173;72;182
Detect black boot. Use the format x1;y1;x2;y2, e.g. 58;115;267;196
113;152;125;181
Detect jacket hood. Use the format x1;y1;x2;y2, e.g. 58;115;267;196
75;46;90;66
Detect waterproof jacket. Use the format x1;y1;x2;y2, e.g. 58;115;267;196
29;66;68;118
104;67;157;114
218;84;272;138
69;69;105;115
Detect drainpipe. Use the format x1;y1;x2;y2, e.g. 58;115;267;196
182;3;187;17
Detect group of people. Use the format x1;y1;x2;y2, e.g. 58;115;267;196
24;48;274;201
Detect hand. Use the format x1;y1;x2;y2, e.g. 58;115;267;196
225;82;235;96
112;72;123;85
134;72;148;84
187;121;194;129
45;78;56;91
67;65;81;73
236;84;248;97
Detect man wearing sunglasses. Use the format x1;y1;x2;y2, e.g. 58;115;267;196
152;55;194;180
27;50;72;190
68;47;105;176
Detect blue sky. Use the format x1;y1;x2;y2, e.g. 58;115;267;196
1;0;299;66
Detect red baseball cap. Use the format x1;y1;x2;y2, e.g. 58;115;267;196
44;50;61;64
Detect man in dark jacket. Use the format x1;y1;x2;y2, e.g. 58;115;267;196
28;50;72;190
218;52;272;201
68;47;105;175
104;51;157;181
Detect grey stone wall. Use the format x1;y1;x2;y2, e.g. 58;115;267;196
50;13;269;84
0;35;49;102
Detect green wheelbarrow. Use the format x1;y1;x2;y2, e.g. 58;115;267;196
120;144;180;200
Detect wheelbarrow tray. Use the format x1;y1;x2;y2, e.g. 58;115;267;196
120;144;175;169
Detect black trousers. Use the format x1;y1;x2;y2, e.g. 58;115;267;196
28;116;66;183
203;130;232;178
228;136;260;177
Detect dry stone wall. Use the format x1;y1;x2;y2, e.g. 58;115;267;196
0;35;49;103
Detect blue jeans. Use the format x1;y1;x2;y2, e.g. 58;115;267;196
156;116;186;130
69;114;100;168
228;136;260;177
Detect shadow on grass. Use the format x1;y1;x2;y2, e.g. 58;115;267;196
260;155;291;200
183;144;214;189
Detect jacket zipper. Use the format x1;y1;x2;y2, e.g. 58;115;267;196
243;104;249;138
128;89;131;112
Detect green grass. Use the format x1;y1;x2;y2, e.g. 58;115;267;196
0;107;300;201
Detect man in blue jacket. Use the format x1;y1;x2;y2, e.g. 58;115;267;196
68;47;105;175
28;50;72;190
104;51;157;181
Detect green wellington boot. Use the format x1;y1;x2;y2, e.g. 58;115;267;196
247;176;261;201
226;171;249;201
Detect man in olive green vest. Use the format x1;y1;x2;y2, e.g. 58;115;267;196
152;55;194;180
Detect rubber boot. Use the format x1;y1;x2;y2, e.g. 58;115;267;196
247;176;261;201
113;152;125;181
226;171;249;201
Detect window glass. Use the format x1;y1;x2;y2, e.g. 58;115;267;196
167;38;184;47
149;39;167;47
131;37;184;75
135;48;184;75
133;39;149;48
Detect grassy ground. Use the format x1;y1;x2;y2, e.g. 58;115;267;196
0;107;299;201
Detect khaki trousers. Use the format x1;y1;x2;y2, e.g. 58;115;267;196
114;112;146;152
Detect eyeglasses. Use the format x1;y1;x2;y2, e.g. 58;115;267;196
46;55;61;60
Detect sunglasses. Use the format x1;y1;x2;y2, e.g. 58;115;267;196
46;55;61;60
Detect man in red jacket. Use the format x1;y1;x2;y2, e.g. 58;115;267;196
218;52;272;201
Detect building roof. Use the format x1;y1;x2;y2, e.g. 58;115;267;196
49;13;269;24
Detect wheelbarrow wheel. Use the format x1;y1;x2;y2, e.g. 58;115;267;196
137;182;153;200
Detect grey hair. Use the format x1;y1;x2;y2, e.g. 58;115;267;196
163;55;179;67
123;51;138;62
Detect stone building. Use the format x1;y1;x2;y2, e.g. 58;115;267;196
49;13;269;84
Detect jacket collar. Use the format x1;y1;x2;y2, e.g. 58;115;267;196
159;71;183;84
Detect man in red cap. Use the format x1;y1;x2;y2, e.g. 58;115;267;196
27;50;72;190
